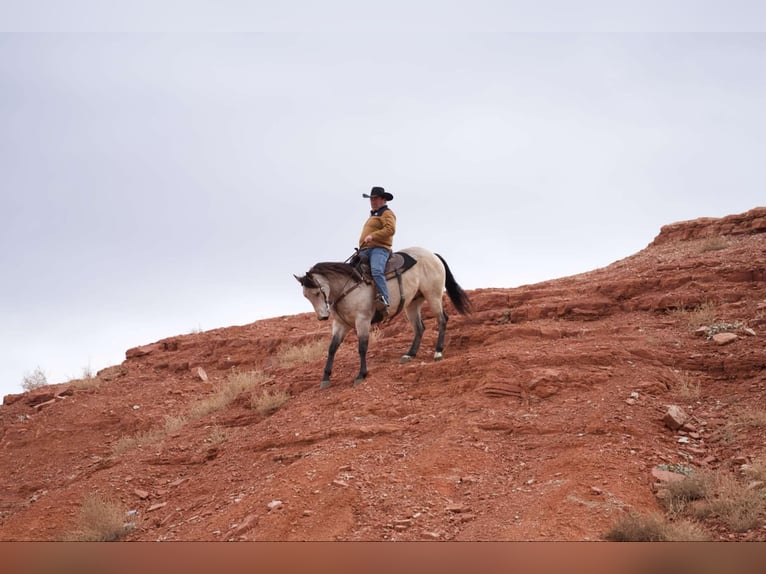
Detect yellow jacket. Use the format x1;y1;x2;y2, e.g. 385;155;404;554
358;206;396;250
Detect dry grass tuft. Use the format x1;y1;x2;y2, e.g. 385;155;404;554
689;472;765;532
605;512;708;542
189;369;270;420
111;415;188;456
62;494;134;541
661;472;711;516
252;388;290;415
671;370;702;401
699;236;729;253
205;425;228;445
277;340;326;368
668;300;718;330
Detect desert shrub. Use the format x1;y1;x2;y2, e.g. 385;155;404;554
62;494;134;541
68;365;101;390
252;388;290;415
189;369;270;420
277;340;326;367
605;512;708;542
205;425;228;445
668;301;718;329
699;236;729;253
163;415;187;434
670;370;701;400
661;472;711;516
21;366;48;392
689;472;765;532
111;415;187;456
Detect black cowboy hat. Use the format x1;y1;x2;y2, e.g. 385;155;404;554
362;186;393;201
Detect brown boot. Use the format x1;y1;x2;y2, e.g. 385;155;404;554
375;296;390;317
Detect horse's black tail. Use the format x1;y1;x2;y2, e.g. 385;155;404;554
435;253;472;315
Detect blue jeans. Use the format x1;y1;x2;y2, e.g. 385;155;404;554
359;247;390;305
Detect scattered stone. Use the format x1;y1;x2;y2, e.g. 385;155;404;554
27;393;55;407
742;327;756;336
446;503;469;513
267;500;283;511
147;502;167;512
422;531;442;540
651;467;687;484
126;343;161;359
663;405;689;430
134;489;150;500
590;487;603;495
677;436;690;444
227;513;258;538
332;479;349;487
33;398;56;411
195;367;208;382
712;332;738;345
693;327;708;337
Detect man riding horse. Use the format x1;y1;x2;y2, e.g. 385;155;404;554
358;186;395;318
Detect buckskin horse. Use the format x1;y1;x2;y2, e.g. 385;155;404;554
294;246;472;388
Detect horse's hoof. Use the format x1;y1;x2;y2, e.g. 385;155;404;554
400;355;412;364
353;377;365;387
433;352;444;361
320;380;331;390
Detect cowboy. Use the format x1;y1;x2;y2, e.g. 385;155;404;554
358;186;396;316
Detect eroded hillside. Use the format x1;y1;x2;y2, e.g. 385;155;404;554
2;207;765;541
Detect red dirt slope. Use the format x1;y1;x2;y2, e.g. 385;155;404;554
2;207;765;541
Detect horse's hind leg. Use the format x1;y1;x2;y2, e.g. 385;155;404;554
434;310;449;361
427;291;448;361
400;299;425;364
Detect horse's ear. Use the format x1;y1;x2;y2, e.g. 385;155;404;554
295;273;315;287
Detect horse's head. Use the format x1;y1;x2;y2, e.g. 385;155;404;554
294;272;331;321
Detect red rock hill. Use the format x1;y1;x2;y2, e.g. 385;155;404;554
2;207;765;541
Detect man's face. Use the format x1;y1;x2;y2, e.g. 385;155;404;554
370;196;385;210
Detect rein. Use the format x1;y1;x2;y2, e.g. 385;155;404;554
327;276;362;309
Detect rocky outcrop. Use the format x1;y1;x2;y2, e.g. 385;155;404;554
650;206;766;245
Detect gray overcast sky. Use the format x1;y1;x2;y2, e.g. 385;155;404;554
1;2;765;396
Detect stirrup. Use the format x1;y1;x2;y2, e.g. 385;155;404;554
374;295;390;316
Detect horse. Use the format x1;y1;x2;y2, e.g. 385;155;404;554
294;246;472;388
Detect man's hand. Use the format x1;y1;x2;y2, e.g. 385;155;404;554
363;234;373;244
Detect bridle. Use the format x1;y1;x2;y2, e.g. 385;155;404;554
310;273;363;315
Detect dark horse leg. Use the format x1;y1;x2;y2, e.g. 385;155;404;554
320;322;349;389
434;310;449;360
400;299;426;364
353;317;371;386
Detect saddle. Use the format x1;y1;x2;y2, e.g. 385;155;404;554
348;250;418;283
346;250;418;323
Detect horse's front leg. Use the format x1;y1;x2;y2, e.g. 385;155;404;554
321;322;348;389
353;318;371;386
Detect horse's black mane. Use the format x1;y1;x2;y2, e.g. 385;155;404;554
308;261;363;282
